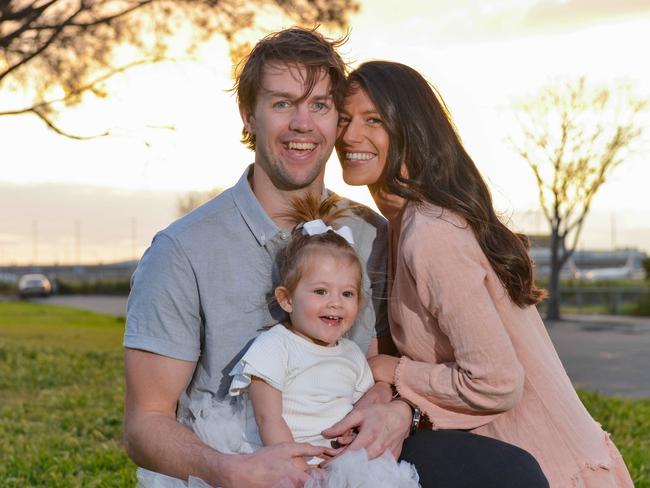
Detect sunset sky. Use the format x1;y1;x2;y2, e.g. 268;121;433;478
1;0;649;264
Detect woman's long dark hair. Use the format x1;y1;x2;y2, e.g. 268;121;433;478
348;61;546;307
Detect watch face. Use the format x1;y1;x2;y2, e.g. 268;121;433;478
410;406;422;435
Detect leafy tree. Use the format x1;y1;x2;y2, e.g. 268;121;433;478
0;0;358;138
510;77;647;320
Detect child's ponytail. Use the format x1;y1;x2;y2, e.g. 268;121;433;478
284;193;352;230
276;194;363;297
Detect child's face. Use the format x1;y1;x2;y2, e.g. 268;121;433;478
276;252;361;347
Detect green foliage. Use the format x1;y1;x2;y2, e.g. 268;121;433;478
0;303;648;486
0;302;135;487
577;390;650;486
536;278;650;289
560;303;639;316
633;293;650;317
535;278;650;316
55;279;131;296
0;281;17;294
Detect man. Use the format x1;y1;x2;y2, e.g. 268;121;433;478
123;27;408;488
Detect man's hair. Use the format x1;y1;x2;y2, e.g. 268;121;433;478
234;26;348;150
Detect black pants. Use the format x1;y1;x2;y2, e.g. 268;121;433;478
399;430;549;488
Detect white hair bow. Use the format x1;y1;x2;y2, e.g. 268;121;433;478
300;219;355;245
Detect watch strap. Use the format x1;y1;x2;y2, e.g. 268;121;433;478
393;396;422;436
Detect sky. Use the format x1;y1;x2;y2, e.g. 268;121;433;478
1;0;649;264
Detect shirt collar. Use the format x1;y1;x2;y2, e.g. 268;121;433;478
231;165;281;246
231;164;333;246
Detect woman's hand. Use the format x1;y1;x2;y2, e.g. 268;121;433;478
321;400;412;460
368;354;400;385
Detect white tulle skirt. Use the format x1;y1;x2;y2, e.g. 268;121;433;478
137;394;420;488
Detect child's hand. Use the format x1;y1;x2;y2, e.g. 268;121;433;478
368;354;400;384
318;443;347;467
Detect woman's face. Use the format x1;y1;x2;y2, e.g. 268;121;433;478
336;84;390;187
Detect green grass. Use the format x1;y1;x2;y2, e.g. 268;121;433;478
0;303;648;486
560;303;639;316
0;302;136;487
577;390;650;487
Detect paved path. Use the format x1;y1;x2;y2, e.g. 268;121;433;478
30;296;650;398
546;314;650;399
34;295;127;318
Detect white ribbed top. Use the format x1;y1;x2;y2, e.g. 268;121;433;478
230;324;374;447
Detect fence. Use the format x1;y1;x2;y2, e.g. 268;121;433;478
538;286;649;315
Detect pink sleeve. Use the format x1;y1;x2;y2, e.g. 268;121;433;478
394;215;524;430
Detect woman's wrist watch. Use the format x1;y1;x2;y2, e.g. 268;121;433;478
393;396;421;436
409;405;422;436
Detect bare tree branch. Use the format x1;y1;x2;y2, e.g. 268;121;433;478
0;57;176;138
0;0;359;139
0;57;170;116
32;107;110;140
0;2;86;81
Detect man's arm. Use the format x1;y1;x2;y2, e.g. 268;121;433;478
124;349;323;487
124;348;226;483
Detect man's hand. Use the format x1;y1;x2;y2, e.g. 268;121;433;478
321;400;412;460
367;354;400;385
217;442;325;488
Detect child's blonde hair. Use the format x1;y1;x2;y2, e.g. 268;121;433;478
277;194;363;301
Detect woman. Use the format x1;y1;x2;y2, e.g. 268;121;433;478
336;61;633;487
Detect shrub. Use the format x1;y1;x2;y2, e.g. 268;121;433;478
633;293;650;317
55;279;130;296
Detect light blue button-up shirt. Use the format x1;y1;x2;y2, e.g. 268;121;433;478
125;167;388;402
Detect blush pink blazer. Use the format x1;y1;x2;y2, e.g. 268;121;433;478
390;202;633;487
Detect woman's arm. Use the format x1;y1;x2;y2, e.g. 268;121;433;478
394;214;525;429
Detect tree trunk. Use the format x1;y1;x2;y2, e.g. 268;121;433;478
546;226;562;321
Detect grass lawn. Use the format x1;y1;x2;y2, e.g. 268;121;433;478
0;302;136;487
0;302;648;486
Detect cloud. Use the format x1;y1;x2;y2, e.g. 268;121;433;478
0;182;179;263
399;0;650;45
522;0;650;31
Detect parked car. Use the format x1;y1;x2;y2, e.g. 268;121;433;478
18;274;52;298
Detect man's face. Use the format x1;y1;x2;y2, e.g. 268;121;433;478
241;63;338;191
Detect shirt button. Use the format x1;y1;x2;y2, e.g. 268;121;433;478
280;231;289;241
